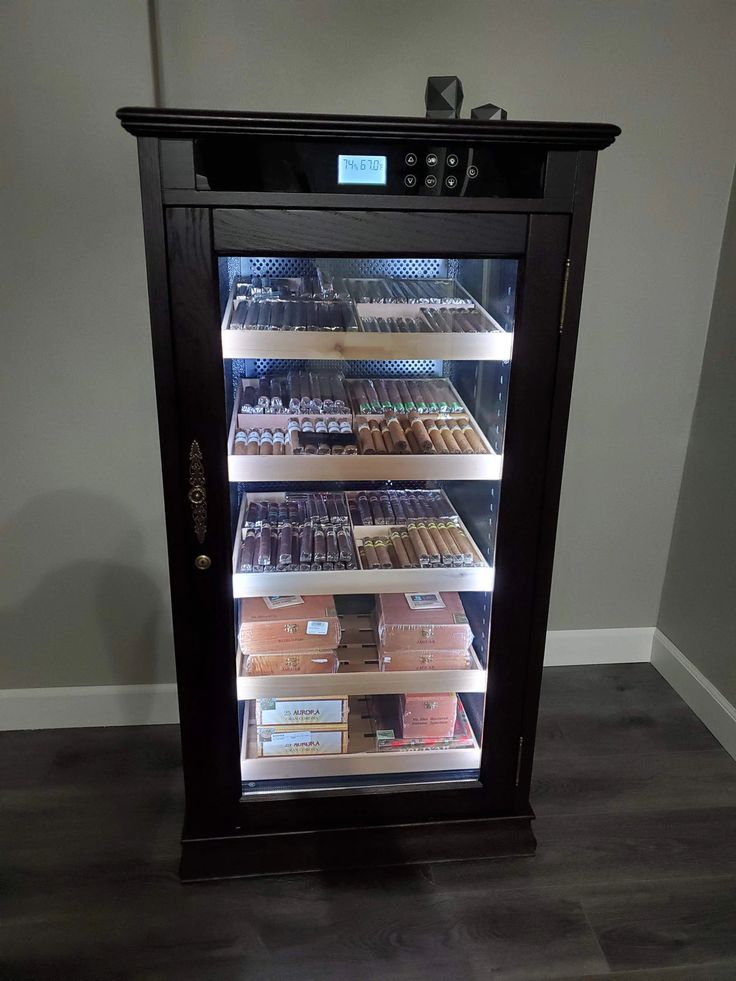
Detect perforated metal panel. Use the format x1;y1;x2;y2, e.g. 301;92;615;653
251;358;442;377
234;258;447;279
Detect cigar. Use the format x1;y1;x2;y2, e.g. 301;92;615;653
369;420;387;454
426;521;453;565
362;539;380;569
272;429;285;455
436;521;463;565
404;426;420;454
313;526;326;564
438;423;462;454
379;492;395;524
299;524;313;564
425;420;449;454
390;530;411;568
457;419;485;453
449;422;474;454
374;379;392;411
389;491;407;522
233;431;248;456
400;529;418;567
259;429;273;455
407;523;429;567
239;530;256;571
257;523;272;566
355;417;375;455
356;493;372;525
416;522;441;565
325;526;339;563
337;526;353;562
385;379;403;413
446;522;474;564
409;412;433;452
397;380;417;413
278;524;292;566
246;429;260;455
386;416;408;452
369;494;385;524
374;537;393;569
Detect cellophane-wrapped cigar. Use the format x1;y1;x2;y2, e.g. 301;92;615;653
241;382;257;412
390;530;411;568
438;423;462;454
246;429;260;455
355;417;374;455
389;491;407;522
409;412;433;452
273;429;285;455
239;529;256;571
379;492;395;524
407;523;429;567
299;523;313;564
325;526;339;563
385;379;404;413
313;526;326;563
337;526;354;563
374;537;393;569
369;494;385;524
425;420;449;454
277;523;292;566
257;522;272;566
457;418;485;453
234;431;248;455
387;416;407;452
356;492;372;525
399;379;418;413
416;522;441;565
373;378;392;411
369;420;387;454
434;521;462;566
446;522;474;565
426;521;453;566
400;529;418;567
260;429;273;455
362;539;380;569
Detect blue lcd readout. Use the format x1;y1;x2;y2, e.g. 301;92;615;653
337;154;387;185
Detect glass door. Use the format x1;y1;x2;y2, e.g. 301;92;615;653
219;255;517;797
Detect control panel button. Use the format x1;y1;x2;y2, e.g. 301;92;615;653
447;153;459;168
405;152;417;166
404;173;417;188
426;153;438;167
467;164;479;179
424;174;438;188
445;175;457;189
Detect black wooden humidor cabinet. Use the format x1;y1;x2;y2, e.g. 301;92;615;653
118;107;618;880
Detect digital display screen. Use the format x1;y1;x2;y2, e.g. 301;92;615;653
337;154;387;185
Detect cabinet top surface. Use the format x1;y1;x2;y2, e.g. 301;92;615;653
117;106;620;149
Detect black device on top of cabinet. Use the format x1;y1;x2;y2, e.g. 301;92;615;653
118;106;619;880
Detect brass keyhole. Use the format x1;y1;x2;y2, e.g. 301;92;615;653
194;554;211;571
188;485;206;505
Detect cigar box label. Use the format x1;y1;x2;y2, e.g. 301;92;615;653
306;620;330;636
263;595;304;610
376;729;395;740
260;729;346;756
453;614;469;625
256;697;348;725
404;592;445;611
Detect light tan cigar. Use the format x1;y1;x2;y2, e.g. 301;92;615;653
404;426;421;454
233;431;248;456
436;521;463;563
425;420;449;454
246;429;261;455
406;523;429;566
449;422;474;454
456;417;485;453
380;422;395;453
386;416;408;452
409;411;433;452
374;537;393;569
259;430;273;455
362;539;380;569
400;529;419;567
446;522;474;564
438;423;462;454
272;429;285;455
426;521;453;565
416;522;441;564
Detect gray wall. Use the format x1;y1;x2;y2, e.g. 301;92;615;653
1;1;174;687
1;1;735;690
658;168;736;705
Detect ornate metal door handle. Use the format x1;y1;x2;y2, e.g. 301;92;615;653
188;440;207;543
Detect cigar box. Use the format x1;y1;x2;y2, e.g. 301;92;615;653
256;724;349;757
400;692;457;739
377;645;474;672
238;594;341;654
242;651;340;676
376;592;472;652
369;695;475;751
255;695;349;726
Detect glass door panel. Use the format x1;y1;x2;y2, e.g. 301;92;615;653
219;256;517;798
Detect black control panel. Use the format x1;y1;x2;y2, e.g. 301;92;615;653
194;137;547;198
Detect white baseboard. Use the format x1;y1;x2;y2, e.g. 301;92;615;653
543;626;654;666
0;683;179;731
651;629;736;761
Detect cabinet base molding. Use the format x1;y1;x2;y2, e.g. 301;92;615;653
180;814;536;881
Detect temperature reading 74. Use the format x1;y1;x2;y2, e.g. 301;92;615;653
337;154;387;186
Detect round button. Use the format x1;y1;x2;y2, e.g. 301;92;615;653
467;164;479;179
424;174;438;188
445;175;457;189
426;153;438;167
405;152;417;166
447;153;459;168
404;173;417;188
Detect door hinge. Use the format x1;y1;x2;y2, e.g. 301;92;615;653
559;258;571;334
514;736;524;787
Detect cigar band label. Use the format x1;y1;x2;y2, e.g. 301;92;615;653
453;614;469;624
376;729;395;740
306;620;330;636
284;623;299;634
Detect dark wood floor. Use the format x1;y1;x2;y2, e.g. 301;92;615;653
2;664;736;981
